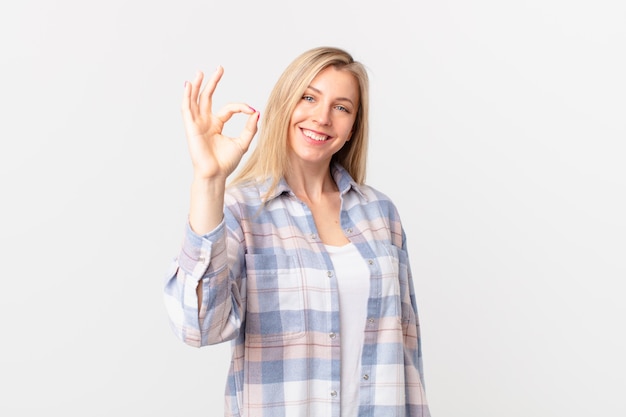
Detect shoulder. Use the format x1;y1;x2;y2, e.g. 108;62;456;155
356;182;402;219
334;162;399;213
226;180;263;203
358;182;393;203
224;180;266;219
355;182;407;247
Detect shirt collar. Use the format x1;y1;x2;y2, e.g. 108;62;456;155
259;162;368;202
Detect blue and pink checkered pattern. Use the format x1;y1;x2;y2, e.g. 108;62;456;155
164;163;430;417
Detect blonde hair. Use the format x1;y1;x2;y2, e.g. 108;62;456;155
230;46;370;197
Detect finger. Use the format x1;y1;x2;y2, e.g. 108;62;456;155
199;66;224;115
214;103;256;125
181;79;190;107
235;111;260;153
181;79;193;122
190;71;204;108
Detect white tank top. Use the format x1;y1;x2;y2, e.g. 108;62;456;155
325;242;370;417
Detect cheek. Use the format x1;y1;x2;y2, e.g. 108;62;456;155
290;104;306;123
340;121;355;140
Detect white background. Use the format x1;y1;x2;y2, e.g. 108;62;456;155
1;1;624;416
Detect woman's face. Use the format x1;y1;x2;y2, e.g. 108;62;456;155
287;66;359;168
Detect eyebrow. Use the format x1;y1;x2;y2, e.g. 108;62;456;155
306;86;355;106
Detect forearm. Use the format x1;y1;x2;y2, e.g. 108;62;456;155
188;175;227;236
164;221;243;347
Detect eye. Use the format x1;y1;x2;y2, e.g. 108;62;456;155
335;105;349;113
302;95;315;102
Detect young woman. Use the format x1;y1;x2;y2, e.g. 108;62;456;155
164;46;431;417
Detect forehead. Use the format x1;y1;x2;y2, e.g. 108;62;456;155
308;66;360;102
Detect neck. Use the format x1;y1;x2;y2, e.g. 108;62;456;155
285;162;336;204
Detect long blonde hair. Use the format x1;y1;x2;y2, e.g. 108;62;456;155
230;46;370;197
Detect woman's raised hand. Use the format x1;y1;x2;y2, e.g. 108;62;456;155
181;66;259;181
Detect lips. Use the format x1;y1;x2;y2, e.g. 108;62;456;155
302;129;330;141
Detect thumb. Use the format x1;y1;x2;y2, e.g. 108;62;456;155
236;111;260;153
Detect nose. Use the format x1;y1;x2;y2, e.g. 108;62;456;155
313;104;331;126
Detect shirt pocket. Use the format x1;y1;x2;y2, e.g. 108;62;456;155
244;254;306;345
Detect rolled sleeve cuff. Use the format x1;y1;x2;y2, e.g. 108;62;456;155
178;219;227;280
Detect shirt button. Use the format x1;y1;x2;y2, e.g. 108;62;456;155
368;318;375;323
330;390;337;398
329;332;336;339
368;259;374;265
327;271;333;278
311;234;317;240
346;228;353;233
363;374;369;380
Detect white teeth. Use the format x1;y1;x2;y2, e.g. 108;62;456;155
303;130;329;141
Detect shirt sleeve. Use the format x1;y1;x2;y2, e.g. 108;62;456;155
163;213;246;347
401;227;427;388
389;197;427;391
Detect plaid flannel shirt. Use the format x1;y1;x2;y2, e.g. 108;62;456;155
164;163;431;417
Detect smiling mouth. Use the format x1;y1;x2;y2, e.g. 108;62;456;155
302;129;330;141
